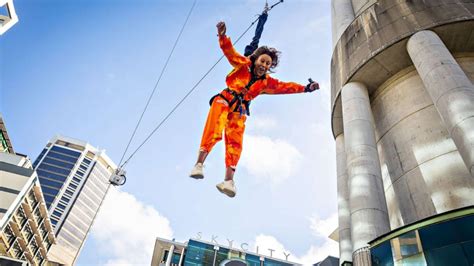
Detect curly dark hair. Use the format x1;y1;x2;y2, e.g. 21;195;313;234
249;46;281;70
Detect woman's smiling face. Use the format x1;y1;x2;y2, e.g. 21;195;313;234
253;54;272;77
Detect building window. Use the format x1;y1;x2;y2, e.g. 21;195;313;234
33;148;47;168
4;225;16;246
50;145;81;157
41;157;75;170
0;130;9;152
183;240;219;265
371;212;474;265
16;206;28;228
44;150;78;164
37;169;68;182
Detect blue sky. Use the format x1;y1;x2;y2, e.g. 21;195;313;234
1;0;337;265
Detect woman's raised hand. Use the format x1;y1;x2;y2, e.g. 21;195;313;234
216;21;226;36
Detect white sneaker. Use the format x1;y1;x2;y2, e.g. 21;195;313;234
189;163;204;179
216;180;236;198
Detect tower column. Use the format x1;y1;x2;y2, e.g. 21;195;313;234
336;133;353;264
331;0;355;45
407;30;474;177
341;82;390;264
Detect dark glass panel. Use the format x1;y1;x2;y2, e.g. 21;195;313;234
43;194;56;204
33;149;47;168
215;246;230;265
61;196;70;203
371;241;394;266
419;215;474;251
38;164;71;176
184;240;216;266
172;252;181;264
41;186;60;196
245;253;261;266
462;240;474;264
37;169;67;182
51;145;81;157
263;259;292;266
424;245;469;266
47;151;79;163
39;177;63;189
42;157;75;170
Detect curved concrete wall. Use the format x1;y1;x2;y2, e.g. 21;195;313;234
331;0;474;138
331;1;474;263
371;58;474;229
351;0;377;17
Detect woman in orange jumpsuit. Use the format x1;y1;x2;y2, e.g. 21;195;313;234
190;21;319;198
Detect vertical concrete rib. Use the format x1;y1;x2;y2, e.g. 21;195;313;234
336;133;353;264
407;30;474;177
331;0;355;46
165;245;175;266
341;82;390;262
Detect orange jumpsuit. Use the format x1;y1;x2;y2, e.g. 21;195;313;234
199;35;306;169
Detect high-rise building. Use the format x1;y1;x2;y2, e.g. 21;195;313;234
331;1;474;265
32;135;117;265
0;114;56;265
151;237;300;266
0;153;56;265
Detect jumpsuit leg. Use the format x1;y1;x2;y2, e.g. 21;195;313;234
224;112;247;169
199;98;229;154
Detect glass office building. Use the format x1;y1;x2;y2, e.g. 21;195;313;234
32;136;116;265
151;238;298;266
370;207;474;265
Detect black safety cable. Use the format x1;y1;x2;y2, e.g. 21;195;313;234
118;0;198;167
120;0;284;169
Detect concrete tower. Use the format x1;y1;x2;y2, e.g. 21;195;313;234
331;1;474;265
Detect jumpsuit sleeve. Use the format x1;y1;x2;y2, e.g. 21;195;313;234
261;76;306;95
244;13;268;56
219;35;251;68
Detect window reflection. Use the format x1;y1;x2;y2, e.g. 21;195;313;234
371;213;474;266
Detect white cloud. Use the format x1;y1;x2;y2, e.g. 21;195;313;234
251;235;293;261
248;115;278;131
240;134;302;185
249;232;339;266
300;213;339;265
318;80;332;110
298;241;339;265
248;213;339;266
309;212;338;238
91;188;173;265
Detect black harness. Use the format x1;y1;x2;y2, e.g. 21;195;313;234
209;73;265;116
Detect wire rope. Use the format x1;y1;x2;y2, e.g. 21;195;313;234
118;0;198;167
120;0;284;169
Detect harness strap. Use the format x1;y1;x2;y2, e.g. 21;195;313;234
209;75;265;116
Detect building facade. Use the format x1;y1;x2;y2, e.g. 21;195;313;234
331;0;474;265
0;115;14;153
32;135;116;265
151;238;300;266
0;115;56;265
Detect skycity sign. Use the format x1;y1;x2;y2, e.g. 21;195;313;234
196;232;291;261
